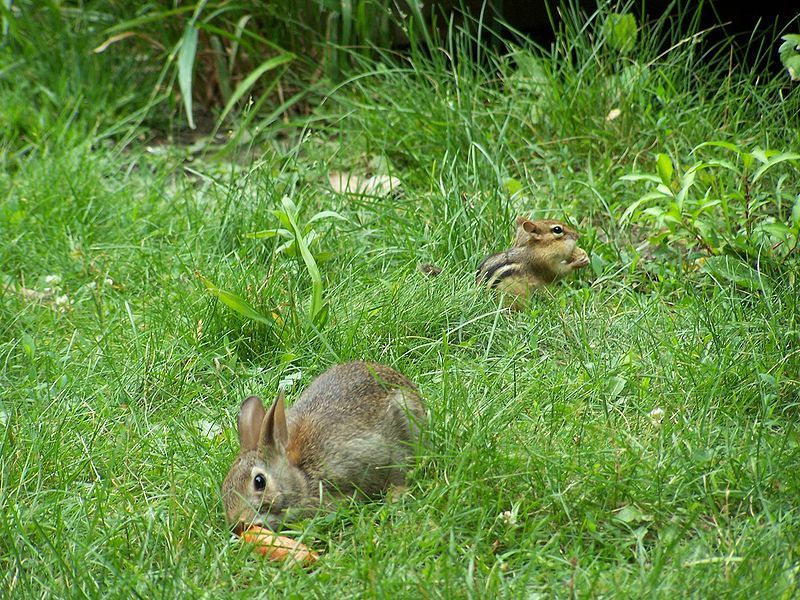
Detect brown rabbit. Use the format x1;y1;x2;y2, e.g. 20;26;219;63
221;361;426;531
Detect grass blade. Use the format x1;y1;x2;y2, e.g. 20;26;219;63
178;25;199;129
215;53;295;129
196;272;273;325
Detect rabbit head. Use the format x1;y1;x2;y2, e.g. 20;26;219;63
221;393;310;531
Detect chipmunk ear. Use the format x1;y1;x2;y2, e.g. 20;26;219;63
519;219;542;240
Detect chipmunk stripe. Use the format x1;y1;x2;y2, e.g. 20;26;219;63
477;253;509;281
487;264;521;288
479;261;521;289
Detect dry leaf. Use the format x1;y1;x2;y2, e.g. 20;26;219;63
328;172;402;196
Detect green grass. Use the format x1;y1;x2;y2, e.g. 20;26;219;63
2;2;800;597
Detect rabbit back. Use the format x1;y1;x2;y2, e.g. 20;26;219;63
285;361;425;497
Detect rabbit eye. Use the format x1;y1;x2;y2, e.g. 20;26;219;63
254;473;266;491
552;225;564;235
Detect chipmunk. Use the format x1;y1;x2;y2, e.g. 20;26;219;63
476;217;589;309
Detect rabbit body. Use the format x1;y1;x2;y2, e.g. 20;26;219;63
222;361;425;530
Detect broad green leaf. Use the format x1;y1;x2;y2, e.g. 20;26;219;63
503;177;523;196
784;55;800;81
281;196;299;215
312;302;330;328
661;213;682;226
619;173;662;183
604;13;638;53
780;33;800;51
779;34;800;80
688;159;737;173
694;140;744;156
758;222;793;241
642;206;666;218
314;251;336;263
276;239;297;256
178;25;199;129
216;53;295;127
306;210;348;226
751;152;800;183
792;195;800;229
656;153;673;187
676;169;696;208
245;228;293;239
21;332;35;360
700;255;770;292
750;147;777;164
656;183;673;197
270;209;293;230
281;197;324;320
620;191;667;222
196;273;273;325
696;199;721;213
615;505;652;524
606;376;627;399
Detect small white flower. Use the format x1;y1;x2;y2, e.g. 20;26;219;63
44;275;62;285
197;418;222;439
606;108;622;121
649;407;665;426
54;294;70;306
278;370;303;391
500;510;517;527
104;278;114;287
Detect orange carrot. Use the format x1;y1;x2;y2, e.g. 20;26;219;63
240;525;320;566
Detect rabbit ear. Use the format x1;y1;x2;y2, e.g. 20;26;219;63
237;396;266;452
259;391;289;453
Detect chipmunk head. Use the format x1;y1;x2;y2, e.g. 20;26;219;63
513;218;579;259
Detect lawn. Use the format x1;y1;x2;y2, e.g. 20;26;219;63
1;2;799;597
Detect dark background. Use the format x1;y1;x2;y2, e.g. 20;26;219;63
477;1;798;70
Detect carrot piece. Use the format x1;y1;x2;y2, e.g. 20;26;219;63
240;525;320;566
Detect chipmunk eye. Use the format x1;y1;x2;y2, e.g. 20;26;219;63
552;225;563;235
254;473;266;491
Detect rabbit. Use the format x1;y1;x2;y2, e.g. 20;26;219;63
221;361;426;531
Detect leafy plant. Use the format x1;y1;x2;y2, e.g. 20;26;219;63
603;12;638;54
247;196;346;328
195;271;275;326
95;3;300;140
92;0;412;141
779;34;800;82
620;143;800;265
